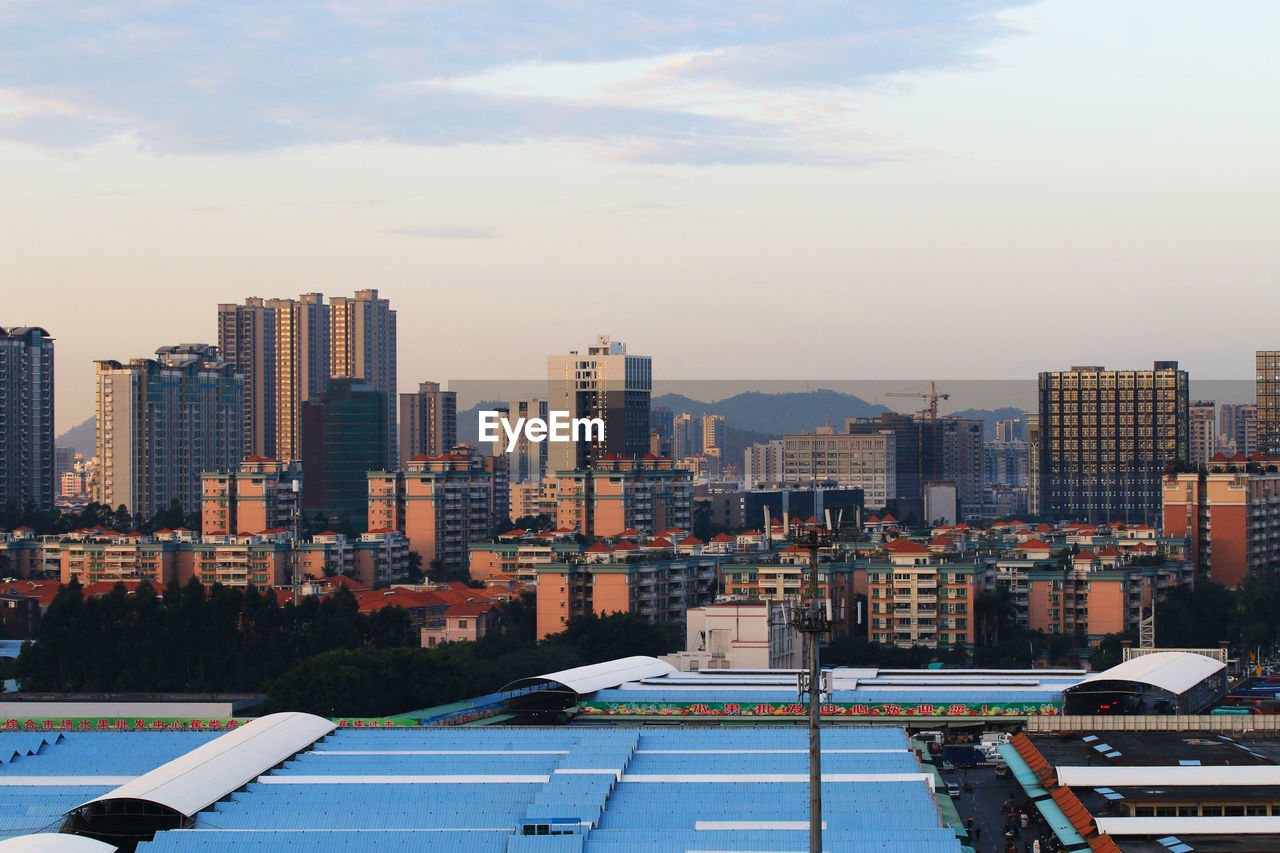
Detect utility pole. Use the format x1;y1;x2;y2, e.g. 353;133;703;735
787;515;836;853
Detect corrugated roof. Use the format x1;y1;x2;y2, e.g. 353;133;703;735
72;712;335;818
1058;765;1280;787
1067;651;1224;697
1096;816;1280;835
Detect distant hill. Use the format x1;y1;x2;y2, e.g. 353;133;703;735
952;406;1029;441
654;389;889;434
57;416;95;455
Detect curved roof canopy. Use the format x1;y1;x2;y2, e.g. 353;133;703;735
0;836;116;852
71;712;335;818
1066;651;1224;697
504;656;678;696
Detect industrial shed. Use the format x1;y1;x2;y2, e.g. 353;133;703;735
1063;651;1227;715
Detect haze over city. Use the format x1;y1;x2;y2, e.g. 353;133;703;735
2;0;1277;430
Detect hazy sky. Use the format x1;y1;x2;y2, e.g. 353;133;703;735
2;0;1277;431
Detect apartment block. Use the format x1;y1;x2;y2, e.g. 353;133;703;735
720;560;859;639
1038;362;1189;524
367;449;494;569
1189;400;1217;467
547;335;652;471
95;345;243;518
554;454;692;538
0;326;55;510
201;456;301;536
509;478;558;521
865;542;992;650
1163;465;1280;586
781;430;895;509
469;540;582;583
535;556;718;639
743;440;784;488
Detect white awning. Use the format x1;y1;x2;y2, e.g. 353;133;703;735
513;656;679;695
0;836;117;852
1059;765;1280;787
72;712;335;818
1066;652;1224;696
1097;816;1280;836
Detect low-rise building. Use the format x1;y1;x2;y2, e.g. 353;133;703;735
661;601;800;671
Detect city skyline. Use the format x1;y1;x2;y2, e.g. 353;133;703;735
4;0;1279;430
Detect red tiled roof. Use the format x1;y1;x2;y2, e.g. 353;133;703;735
880;513;897;523
613;540;640;551
1074;549;1096;560
1098;546;1121;557
448;601;497;617
648;537;674;548
928;536;954;547
585;541;612;553
866;515;881;523
618;528;641;536
325;575;370;591
1016;539;1051;550
243;454;276;463
710;533;735;543
677;536;704;546
887;540;931;555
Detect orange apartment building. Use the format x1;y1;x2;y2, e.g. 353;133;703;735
535;556;718;639
368;450;493;569
201;456;301;536
554;454;692;538
996;545;1191;643
1163;463;1280;586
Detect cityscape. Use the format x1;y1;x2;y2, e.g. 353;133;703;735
3;2;1280;852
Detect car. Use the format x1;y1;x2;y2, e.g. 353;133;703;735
994;765;1012;779
946;782;961;798
939;760;956;772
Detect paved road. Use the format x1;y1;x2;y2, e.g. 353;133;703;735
944;765;1059;853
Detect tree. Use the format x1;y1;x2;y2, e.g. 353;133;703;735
1156;582;1236;649
1237;567;1280;652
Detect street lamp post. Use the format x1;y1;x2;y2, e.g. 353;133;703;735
787;516;836;853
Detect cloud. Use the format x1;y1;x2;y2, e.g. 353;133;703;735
386;226;504;240
0;0;1033;163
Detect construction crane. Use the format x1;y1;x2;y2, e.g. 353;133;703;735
885;382;950;421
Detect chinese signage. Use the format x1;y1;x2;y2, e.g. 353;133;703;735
578;701;1061;718
0;716;419;731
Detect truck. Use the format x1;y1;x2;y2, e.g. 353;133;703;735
943;745;985;768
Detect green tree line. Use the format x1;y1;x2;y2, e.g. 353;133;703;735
14;580;683;718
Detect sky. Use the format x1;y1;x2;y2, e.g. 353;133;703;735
2;0;1278;431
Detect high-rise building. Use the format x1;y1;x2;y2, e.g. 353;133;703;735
1188;400;1217;468
216;298;276;459
505;398;548;484
221;292;392;466
701;413;726;455
1038;362;1189;524
1026;413;1041;516
994;418;1024;443
743;440;784;488
0;326;55;510
400;381;457;462
780;430;895;510
1218;403;1257;457
329;289;397;465
95;344;243;518
984;439;1029;487
301;378;389;531
1258;352;1280;455
671;413;700;461
547;335;651;471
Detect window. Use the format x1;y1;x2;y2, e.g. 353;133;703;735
1134;807;1154;817
1201;806;1223;817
